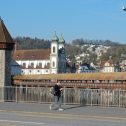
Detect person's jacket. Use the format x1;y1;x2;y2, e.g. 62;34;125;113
54;84;61;96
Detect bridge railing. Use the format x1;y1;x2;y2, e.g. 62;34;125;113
0;86;126;108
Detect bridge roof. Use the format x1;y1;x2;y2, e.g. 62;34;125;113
13;72;126;81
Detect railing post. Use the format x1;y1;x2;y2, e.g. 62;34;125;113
63;87;66;105
91;89;92;106
119;89;120;108
108;90;109;107
16;86;17;103
38;85;39;103
26;86;27;102
40;87;41;104
101;88;102;106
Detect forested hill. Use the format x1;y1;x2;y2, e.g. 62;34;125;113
13;36;82;60
72;39;122;46
13;36;83;62
13;37;123;51
13;36;126;63
13;36;51;50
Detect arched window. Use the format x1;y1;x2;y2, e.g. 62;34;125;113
31;63;34;66
53;61;55;67
53;46;55;53
23;63;26;66
39;63;42;66
47;62;50;66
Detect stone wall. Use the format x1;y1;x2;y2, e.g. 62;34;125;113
0;50;11;86
0;50;11;101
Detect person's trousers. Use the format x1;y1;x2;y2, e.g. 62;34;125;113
50;95;61;109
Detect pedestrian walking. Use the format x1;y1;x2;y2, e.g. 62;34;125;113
49;81;63;111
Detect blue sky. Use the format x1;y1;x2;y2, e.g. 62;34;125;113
0;0;126;44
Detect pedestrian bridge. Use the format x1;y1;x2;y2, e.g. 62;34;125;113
12;72;126;90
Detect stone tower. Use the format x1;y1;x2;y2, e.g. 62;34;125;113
0;18;15;87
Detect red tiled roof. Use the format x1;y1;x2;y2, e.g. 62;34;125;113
100;60;115;67
100;61;106;67
107;59;114;64
66;61;73;68
11;49;51;60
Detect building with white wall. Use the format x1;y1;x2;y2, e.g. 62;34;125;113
99;57;120;73
76;63;97;73
11;32;70;75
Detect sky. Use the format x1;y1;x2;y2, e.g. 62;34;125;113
0;0;126;44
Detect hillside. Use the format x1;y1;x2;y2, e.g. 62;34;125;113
13;37;126;63
13;36;82;59
72;38;122;46
13;36;51;50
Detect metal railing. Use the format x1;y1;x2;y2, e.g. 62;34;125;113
0;86;126;108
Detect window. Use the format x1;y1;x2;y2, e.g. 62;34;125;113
47;62;50;66
53;61;55;67
23;63;26;66
39;63;42;66
31;63;34;66
53;46;55;53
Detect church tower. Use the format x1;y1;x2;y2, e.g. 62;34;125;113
59;32;65;49
58;32;66;73
50;30;59;74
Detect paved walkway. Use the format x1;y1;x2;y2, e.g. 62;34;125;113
0;102;126;119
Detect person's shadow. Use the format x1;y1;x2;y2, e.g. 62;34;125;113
63;105;86;110
53;100;87;110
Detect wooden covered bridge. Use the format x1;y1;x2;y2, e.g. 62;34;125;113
12;72;126;90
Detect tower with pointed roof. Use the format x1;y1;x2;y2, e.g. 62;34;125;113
50;29;59;74
0;17;15;88
59;32;65;49
58;32;66;73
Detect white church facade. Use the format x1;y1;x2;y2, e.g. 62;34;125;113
12;33;69;75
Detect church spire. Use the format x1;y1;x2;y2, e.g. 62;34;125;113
59;31;65;43
51;27;59;41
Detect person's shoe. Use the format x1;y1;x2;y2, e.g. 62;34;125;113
49;106;52;110
59;108;63;111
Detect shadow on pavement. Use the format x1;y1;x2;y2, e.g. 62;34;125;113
63;105;86;110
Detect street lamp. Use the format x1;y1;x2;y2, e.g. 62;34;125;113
123;7;126;11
